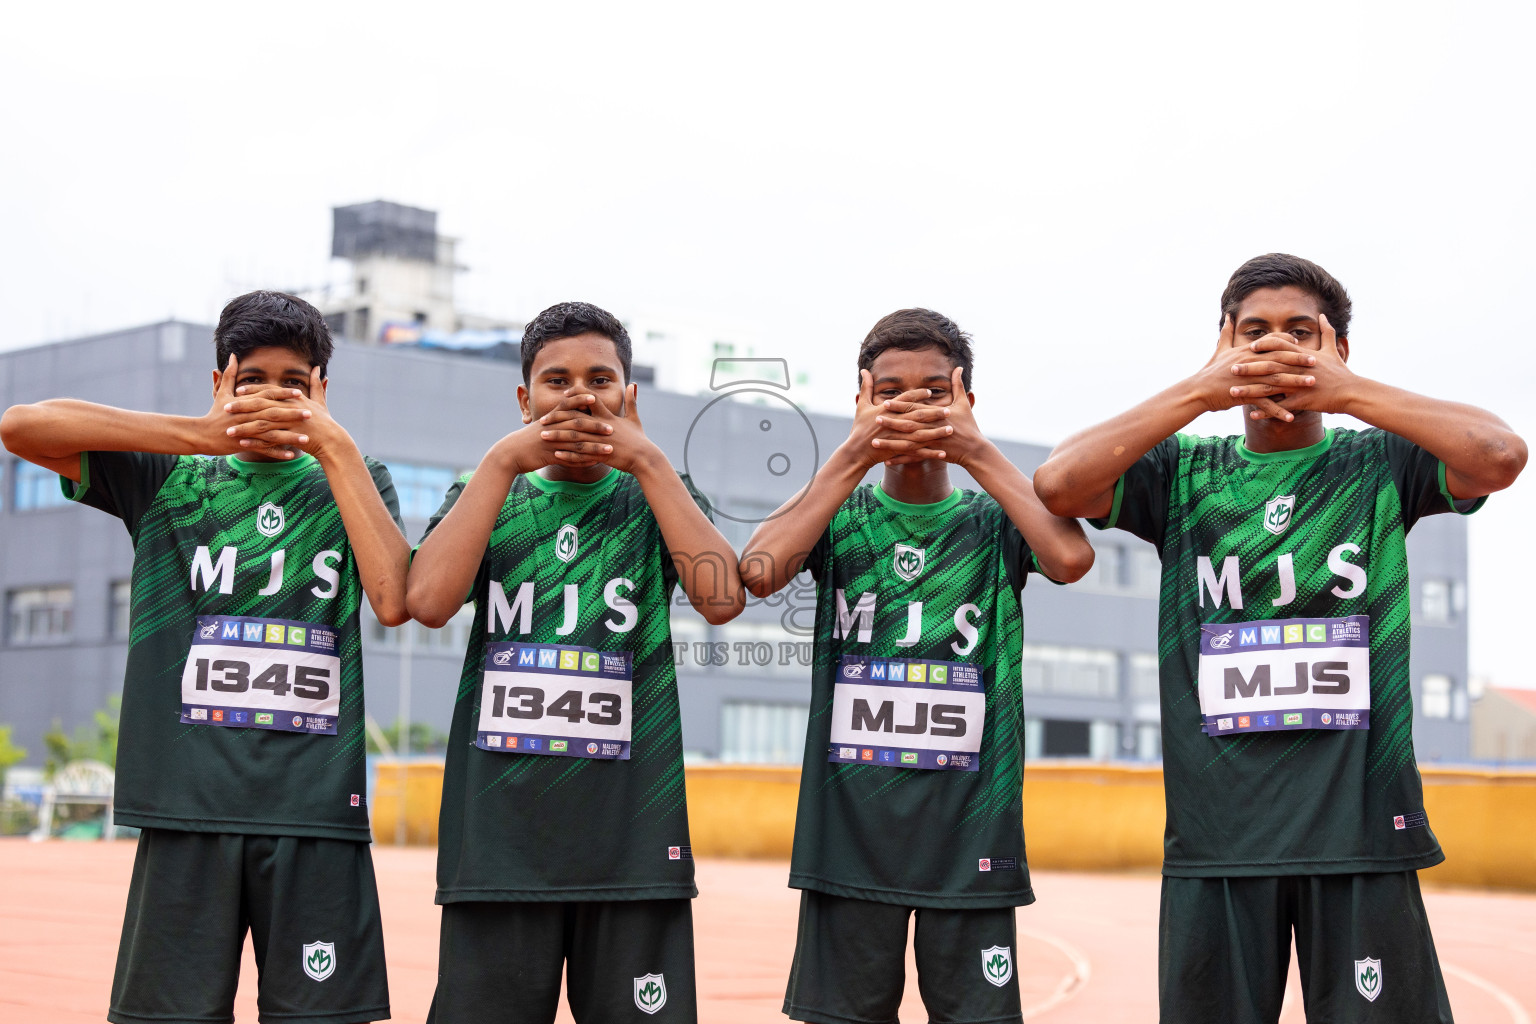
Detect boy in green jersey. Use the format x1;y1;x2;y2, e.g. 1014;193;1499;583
741;309;1094;1024
0;291;410;1024
1035;253;1527;1023
406;301;744;1024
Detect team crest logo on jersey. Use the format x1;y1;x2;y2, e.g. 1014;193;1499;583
256;502;285;538
892;543;926;582
633;973;667;1014
302;941;336;982
1263;494;1296;536
555;524;579;563
980;946;1013;987
1354;957;1381;1002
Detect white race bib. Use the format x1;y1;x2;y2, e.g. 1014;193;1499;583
180;616;343;735
476;643;633;759
1197;615;1371;735
827;655;985;771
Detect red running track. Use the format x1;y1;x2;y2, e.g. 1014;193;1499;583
2;840;1533;1023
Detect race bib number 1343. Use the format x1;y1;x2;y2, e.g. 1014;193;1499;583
476;643;633;760
180;616;343;735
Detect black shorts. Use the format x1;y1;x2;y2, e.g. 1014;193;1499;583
110;828;389;1024
1160;872;1453;1024
782;890;1023;1024
426;899;697;1024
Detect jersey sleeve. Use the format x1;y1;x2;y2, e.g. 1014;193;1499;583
415;475;488;604
801;526;833;584
1382;431;1486;532
1088;435;1180;552
61;451;180;535
659;472;716;592
364;456;406;532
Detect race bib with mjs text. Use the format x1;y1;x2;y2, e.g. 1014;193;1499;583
180;615;343;735
476;642;633;759
827;655;985;771
1198;615;1371;735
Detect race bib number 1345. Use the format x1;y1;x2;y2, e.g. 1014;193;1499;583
180;616;343;735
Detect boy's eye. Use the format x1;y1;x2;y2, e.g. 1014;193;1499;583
1290;329;1312;341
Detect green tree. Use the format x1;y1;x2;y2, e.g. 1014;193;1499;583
43;694;120;777
366;719;448;756
0;725;28;789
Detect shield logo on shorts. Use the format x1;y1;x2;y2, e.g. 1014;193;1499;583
1354;957;1382;1002
633;973;667;1014
302;941;335;982
981;945;1013;988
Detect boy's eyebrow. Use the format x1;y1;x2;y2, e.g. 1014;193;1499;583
1237;314;1319;327
873;374;952;385
536;363;621;378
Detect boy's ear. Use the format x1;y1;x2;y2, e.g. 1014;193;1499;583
967;391;976;408
211;369;222;397
1336;336;1350;363
517;384;533;424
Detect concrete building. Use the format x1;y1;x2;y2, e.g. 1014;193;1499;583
1471;687;1536;765
0;321;1478;767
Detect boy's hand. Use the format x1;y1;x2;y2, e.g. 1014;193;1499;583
844;370;953;469
1261;314;1356;417
538;391;617;469
200;355;311;457
1190;316;1318;422
580;383;661;474
878;366;991;469
222;366;355;460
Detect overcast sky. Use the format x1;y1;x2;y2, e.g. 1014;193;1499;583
3;1;1532;686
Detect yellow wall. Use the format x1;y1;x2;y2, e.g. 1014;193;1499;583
368;760;1536;891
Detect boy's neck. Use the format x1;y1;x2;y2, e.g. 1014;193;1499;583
539;464;614;485
880;460;953;505
1243;411;1327;455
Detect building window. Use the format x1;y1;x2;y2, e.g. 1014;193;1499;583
1420;580;1453;624
1135;722;1161;760
12;461;71;511
384;462;458;521
109;581;132;639
7;586;74;644
1421;674;1452;719
367;601;473;652
1129;653;1160;701
1021;645;1119;699
720;702;808;764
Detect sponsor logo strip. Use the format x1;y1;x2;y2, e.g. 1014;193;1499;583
827;744;977;771
180;704;337;735
1205;709;1369;734
476;733;630;759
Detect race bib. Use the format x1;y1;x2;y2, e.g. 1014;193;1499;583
180;616;343;735
827;655;985;771
476;643;633;759
1198;615;1370;735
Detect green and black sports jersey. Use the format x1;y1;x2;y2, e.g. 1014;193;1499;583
1095;427;1481;876
65;451;401;841
424;469;702;903
790;483;1049;908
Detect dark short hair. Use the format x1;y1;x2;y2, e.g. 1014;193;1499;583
214;291;333;377
856;308;974;392
1220;253;1353;338
519;301;632;385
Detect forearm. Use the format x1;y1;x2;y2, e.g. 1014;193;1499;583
406;445;518;627
315;436;412;626
1344;379;1527;498
631;451;745;624
1035;381;1206;518
1;400;206;478
740;443;867;597
968;445;1094;583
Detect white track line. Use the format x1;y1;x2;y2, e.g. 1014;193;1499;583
1017;927;1092;1019
1442;962;1531;1024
